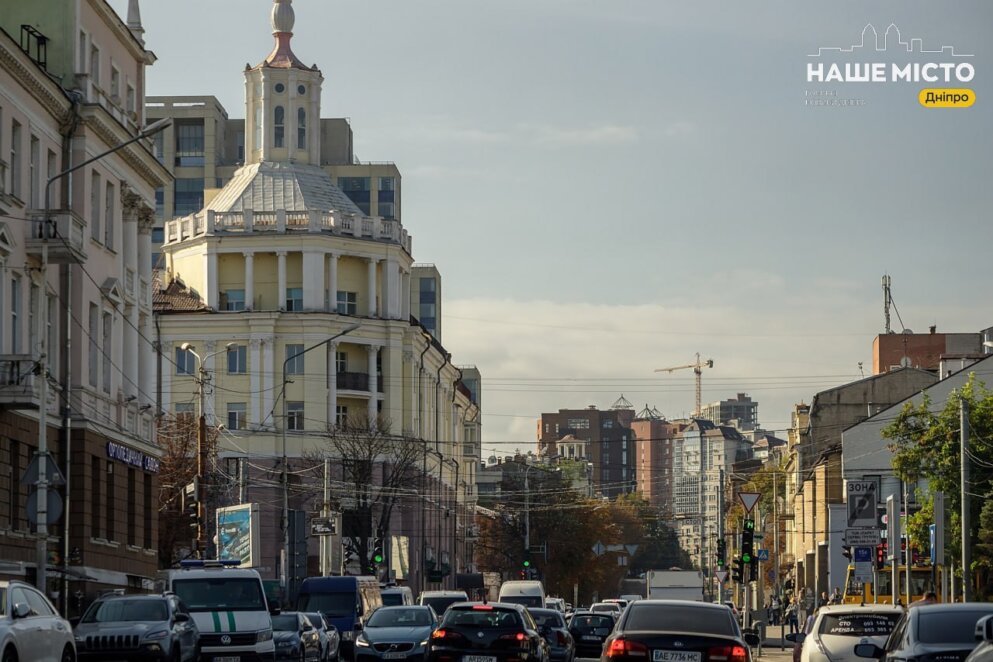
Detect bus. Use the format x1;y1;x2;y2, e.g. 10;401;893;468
843;564;941;604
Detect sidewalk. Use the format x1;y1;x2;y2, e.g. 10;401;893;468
755;623;795;660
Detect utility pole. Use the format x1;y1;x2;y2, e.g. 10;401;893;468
196;362;208;558
321;457;330;576
961;398;972;601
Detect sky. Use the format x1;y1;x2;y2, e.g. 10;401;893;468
114;0;993;454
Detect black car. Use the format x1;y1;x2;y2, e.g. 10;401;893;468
530;608;575;662
600;599;759;662
305;612;342;662
355;605;438;662
274;611;323;661
72;593;199;661
855;603;993;662
567;612;615;658
427;602;549;662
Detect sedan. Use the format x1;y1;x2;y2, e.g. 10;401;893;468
855;603;993;662
0;580;76;662
789;605;902;662
305;612;341;662
568;613;615;658
531;608;575;662
600;599;759;662
274;611;322;661
427;602;548;662
355;606;437;662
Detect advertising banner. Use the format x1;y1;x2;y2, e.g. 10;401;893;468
217;503;261;568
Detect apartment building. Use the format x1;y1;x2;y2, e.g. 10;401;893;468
0;0;168;613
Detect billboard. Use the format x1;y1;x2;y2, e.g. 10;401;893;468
216;503;261;568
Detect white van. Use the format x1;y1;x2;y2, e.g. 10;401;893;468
159;560;276;661
498;580;546;609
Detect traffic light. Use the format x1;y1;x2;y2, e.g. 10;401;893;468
372;537;385;566
731;557;744;583
741;519;754;566
716;539;726;569
876;542;887;569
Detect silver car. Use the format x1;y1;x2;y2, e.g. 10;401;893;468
0;579;76;662
796;605;903;662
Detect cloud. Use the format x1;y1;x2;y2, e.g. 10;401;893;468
523;123;639;146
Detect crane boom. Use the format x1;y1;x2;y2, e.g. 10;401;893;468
654;352;714;416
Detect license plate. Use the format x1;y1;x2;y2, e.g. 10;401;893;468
464;656;497;662
583;636;602;641
594;629;610;636
384;654;407;660
653;651;701;662
215;657;241;662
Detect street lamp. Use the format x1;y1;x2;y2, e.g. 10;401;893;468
281;323;361;591
35;117;171;596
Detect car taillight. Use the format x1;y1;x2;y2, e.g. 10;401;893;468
708;645;748;662
557;632;569;646
607;639;649;658
432;629;465;641
498;632;528;642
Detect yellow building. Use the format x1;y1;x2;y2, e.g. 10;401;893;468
155;0;479;594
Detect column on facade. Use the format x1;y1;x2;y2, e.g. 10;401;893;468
327;253;338;312
277;251;287;311
261;336;275;429
139;312;153;408
326;341;338;425
367;344;379;426
249;338;262;427
122;190;140;400
243;252;255;310
400;269;410;320
205;250;219;309
382;258;394;319
302;250;325;311
366;258;378;317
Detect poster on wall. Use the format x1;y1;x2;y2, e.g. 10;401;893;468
216;503;260;568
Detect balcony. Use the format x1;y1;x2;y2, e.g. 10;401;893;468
0;355;40;410
336;372;385;393
26;210;87;264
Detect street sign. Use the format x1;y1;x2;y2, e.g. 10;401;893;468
886;495;898;561
715;570;728;583
845;528;882;546
757;549;769;561
592;541;606;556
738;492;761;513
847;480;878;528
310;517;335;536
855;561;874;583
853;547;872;563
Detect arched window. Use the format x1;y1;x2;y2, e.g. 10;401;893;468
297;107;307;149
274;105;285;148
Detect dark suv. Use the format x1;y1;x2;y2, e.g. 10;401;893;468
72;593;200;661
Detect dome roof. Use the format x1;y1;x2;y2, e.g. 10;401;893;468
207;161;363;215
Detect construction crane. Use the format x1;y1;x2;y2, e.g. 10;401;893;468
654;353;714;417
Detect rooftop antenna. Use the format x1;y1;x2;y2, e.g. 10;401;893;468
882;274;892;334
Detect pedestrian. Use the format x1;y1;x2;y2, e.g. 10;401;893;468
785;599;799;635
829;587;842;605
817;591;828;608
772;596;781;626
910;591;938;607
804;606;820;636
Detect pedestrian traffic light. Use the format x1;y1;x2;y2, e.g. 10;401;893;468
731;557;744;583
741;519;754;565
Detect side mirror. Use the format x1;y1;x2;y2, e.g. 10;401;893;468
174;613;190;623
270;605;281;616
13;603;31;619
785;633;806;645
854;643;884;659
355;623;364;632
976;614;993;642
68;617;81;628
743;632;761;647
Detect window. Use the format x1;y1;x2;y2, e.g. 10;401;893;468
287;402;304;430
285;344;304;374
90;456;101;537
174;178;204;216
89;44;100;85
335;351;347;373
338;177;371;215
10;120;20;199
236;131;245;162
337;291;357;315
28;284;37;344
104;180;115;249
335;405;348;428
175;346;195;375
127;468;136;545
152;132;165;163
110;66;121;101
603;419;614;429
47;295;57;375
46;149;57;206
102;312;112;392
29;135;39;208
379;177;395;191
77;30;87;73
227;344;247;373
285;287;303;311
297;108;306;149
10;276;20;353
9;441;21;530
568;418;591;430
227;402;247;430
126;84;135;113
154;187;164;217
88;304;98;386
174;121;205;166
90;170;101;241
143;474;153;549
274;106;285;148
175;402;194;423
253;105;262;153
224;289;245;311
106;462;115;541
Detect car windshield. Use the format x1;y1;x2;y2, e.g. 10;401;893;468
367;608;432;627
172;578;266;612
502;596;544;609
272;614;301;631
570;614;614;630
532;611;566;628
297;592;357;618
306;613;325;629
381;593;406;607
421;596;466;615
918;610;993;644
819;613;900;637
444;608;522;629
624;605;735;637
83;599;168;623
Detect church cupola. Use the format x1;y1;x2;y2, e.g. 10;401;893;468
244;0;324;166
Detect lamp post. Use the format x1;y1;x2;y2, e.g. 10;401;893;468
35;117;170;594
178;341;233;558
281;323;360;591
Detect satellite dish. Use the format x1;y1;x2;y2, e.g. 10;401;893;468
902;328;914;334
899;357;911;368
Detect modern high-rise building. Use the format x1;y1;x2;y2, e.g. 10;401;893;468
698;393;758;430
411;264;442;341
631;408;687;515
0;0;168;612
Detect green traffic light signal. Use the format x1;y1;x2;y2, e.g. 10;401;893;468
523;560;531;568
744;519;755;531
373;553;384;564
742;553;752;563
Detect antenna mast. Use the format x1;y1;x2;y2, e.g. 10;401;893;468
882;274;891;334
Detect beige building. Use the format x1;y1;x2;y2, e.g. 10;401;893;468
0;0;168;611
155;0;478;594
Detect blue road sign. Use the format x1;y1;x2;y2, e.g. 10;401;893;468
853;547;872;563
757;549;769;561
930;524;936;564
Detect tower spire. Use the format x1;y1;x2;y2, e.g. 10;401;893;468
127;0;144;44
264;0;307;69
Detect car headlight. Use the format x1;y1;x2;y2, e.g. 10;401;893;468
144;629;169;640
74;635;84;643
355;635;371;648
419;639;430;647
257;629;273;642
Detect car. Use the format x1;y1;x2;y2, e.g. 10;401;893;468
72;592;200;661
417;591;469;619
0;579;76;662
966;615;993;662
305;612;341;662
602;600;629;611
381;588;415;607
427;602;548;662
719;601;740;619
590;603;622;616
600;599;759;662
854;603;993;662
530;608;575;662
273;611;323;661
546;598;567;613
787;604;903;662
566;611;615;658
355;605;438;662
